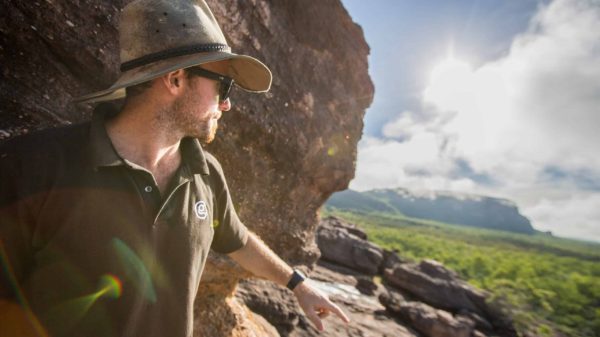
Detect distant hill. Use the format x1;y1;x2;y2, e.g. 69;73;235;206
326;188;535;234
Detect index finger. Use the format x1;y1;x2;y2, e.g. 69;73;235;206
327;301;350;323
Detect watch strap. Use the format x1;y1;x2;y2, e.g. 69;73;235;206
286;269;306;291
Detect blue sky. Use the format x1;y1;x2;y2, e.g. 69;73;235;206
342;0;545;137
340;0;600;242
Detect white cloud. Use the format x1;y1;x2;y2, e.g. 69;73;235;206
381;112;420;139
524;193;600;241
351;0;600;242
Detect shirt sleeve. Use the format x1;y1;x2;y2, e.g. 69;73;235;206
206;156;249;254
0;143;33;299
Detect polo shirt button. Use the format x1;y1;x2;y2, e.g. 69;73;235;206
144;186;153;193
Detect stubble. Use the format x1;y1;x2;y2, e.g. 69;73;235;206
157;89;219;144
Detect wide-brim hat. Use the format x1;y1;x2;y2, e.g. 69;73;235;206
76;0;272;103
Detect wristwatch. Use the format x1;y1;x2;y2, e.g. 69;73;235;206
286;269;306;291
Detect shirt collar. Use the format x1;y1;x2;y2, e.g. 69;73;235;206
89;105;124;168
180;137;210;176
89;103;210;176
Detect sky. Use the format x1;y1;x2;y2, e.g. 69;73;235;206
340;0;600;242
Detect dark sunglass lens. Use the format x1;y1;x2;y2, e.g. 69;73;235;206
219;79;233;102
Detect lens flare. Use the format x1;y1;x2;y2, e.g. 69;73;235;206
111;238;157;303
98;274;122;299
42;273;122;336
0;242;49;337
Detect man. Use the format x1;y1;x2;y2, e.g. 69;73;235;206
0;0;349;336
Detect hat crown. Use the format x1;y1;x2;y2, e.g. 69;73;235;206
120;0;230;64
75;0;272;103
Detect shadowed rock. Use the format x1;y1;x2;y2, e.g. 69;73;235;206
355;276;378;296
383;260;517;337
380;249;408;273
384;262;489;315
380;291;475;337
235;278;306;337
316;216;384;275
418;259;460;282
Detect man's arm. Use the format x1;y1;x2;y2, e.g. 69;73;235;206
228;232;350;331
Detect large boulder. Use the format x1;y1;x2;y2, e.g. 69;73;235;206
316;216;384;275
0;1;373;336
235;278;308;337
384;260;517;337
418;259;460;281
384;261;489;315
321;215;369;240
382;297;475;337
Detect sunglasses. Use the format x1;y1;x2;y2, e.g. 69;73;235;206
187;67;234;103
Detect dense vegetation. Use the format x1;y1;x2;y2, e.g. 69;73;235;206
323;208;600;337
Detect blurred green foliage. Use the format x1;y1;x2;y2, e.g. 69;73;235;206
323;208;600;337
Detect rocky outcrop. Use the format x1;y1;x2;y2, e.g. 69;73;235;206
236;265;418;337
1;1;373;336
383;261;517;336
381;249;408;272
384;261;488;314
235;278;308;336
307;216;518;337
316;216;384;275
380;293;475;337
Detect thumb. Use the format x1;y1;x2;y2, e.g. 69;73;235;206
306;310;324;332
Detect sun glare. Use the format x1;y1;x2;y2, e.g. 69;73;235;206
424;56;475;111
423;53;515;156
429;57;472;84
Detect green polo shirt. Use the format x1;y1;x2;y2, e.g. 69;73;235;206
0;109;248;337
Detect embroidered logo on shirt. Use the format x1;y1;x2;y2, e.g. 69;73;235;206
194;201;208;220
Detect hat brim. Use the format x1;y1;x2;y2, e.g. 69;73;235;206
75;51;272;103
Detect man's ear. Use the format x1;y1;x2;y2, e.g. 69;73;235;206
161;69;187;96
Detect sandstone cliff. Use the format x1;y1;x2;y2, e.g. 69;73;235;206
328;188;535;234
0;0;373;336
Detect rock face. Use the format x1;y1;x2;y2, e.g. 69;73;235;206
316;216;384;275
1;1;373;336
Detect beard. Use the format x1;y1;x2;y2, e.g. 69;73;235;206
161;90;220;144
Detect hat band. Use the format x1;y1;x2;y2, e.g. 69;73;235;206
120;43;231;72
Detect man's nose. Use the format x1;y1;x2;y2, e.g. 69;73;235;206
219;98;231;112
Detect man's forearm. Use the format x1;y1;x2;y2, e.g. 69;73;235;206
228;231;350;331
228;232;294;286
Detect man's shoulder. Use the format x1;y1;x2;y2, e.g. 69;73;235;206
0;122;90;160
0;122;92;177
202;150;225;175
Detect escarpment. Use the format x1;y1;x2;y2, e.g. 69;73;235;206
0;0;373;336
